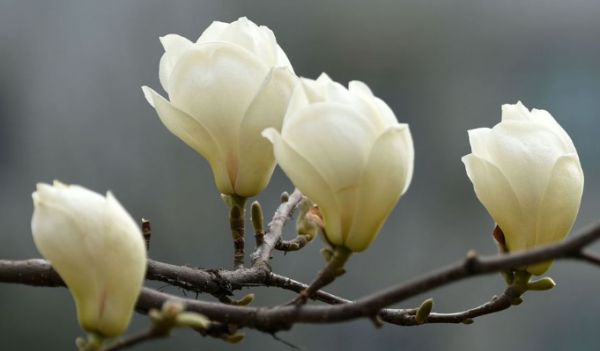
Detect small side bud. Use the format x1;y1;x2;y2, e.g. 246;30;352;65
175;312;211;330
296;198;318;242
225;333;245;344
251;202;264;233
462;318;474;325
527;277;556;291
75;337;87;349
280;191;289;203
415;298;434;324
320;248;333;262
162;301;185;318
236;294;255;306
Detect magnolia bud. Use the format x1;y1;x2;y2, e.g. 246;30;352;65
31;181;147;338
143;17;298;197
263;74;414;252
463;102;584;275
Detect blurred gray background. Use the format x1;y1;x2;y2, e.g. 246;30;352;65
1;0;600;350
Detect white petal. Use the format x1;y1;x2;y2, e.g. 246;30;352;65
530;108;577;153
234;68;297;197
501;101;530;121
283;104;379;237
345;125;414;252
263;129;343;245
158;34;193;93
215;17;277;66
275;45;294;72
95;192;146;336
142;86;233;194
486;120;568;215
462;154;527;252
282;78;326;132
168;42;270;184
349;81;397;131
197;21;229;42
316;72;333;84
283;103;379;193
373;98;400;127
467;128;493;160
528;154;583;275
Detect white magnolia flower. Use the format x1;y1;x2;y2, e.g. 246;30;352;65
263;74;414;252
143;17;297;197
463;102;584;275
31;181;147;338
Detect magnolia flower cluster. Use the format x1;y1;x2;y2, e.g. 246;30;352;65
29;16;585;343
143;17;415;253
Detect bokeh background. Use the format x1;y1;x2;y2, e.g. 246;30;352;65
1;0;600;350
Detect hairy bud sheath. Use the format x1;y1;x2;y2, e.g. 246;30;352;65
31;181;147;337
463;102;584;275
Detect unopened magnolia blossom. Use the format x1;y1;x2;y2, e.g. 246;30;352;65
143;17;297;197
263;74;414;252
31;182;147;338
463;102;584;275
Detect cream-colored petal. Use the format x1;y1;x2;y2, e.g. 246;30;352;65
501;101;530;121
283;103;379;193
344;125;414;252
282;78;326;133
486;120;567;216
530;108;577;153
32;188;104;334
283;104;379;237
158;34;193;93
167;42;270;187
462;154;527;252
527;154;584;275
263;129;343;245
142;86;234;194
234;67;297;197
95;192;146;337
258;25;278;67
467;128;493;160
197;21;229;42
349;81;397;131
373;98;400;127
276;45;294;72
316;72;333;84
325;80;378;129
215;17;276;66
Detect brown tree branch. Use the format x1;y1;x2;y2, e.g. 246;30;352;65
3;221;600;332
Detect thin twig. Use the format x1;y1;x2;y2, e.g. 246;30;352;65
100;329;164;351
576;250;600;267
275;236;309;252
250;189;302;270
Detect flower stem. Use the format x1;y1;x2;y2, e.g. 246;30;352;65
227;195;247;270
288;246;352;305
